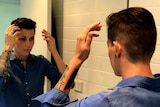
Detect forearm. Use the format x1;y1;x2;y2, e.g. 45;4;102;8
50;49;66;74
54;22;101;94
34;22;101;106
0;50;11;79
55;57;82;93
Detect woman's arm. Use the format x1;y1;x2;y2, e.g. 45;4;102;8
42;29;66;74
55;22;102;93
0;24;20;85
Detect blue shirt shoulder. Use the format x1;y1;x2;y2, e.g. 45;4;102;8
34;76;160;107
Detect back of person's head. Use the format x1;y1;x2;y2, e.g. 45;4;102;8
11;17;36;30
106;7;157;63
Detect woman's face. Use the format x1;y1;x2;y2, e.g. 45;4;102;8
14;28;35;59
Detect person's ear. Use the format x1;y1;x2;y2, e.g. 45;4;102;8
113;41;122;57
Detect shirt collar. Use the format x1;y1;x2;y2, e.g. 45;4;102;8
116;76;160;91
10;52;36;62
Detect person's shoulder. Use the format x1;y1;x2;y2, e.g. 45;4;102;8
36;54;46;58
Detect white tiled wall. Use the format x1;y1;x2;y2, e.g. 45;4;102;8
129;0;160;75
0;1;20;53
63;0;128;99
52;0;127;100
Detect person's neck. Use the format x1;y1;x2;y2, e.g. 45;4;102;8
13;52;28;62
121;61;154;79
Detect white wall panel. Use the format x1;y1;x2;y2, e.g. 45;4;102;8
20;0;51;59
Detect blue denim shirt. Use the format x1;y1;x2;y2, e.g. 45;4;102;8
34;76;160;107
0;53;61;107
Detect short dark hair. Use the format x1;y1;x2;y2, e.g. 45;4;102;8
11;17;36;30
106;7;157;63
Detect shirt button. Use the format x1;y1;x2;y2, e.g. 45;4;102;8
27;103;30;106
25;82;28;85
26;93;30;95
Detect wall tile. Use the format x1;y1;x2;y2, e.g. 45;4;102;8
61;0;127;100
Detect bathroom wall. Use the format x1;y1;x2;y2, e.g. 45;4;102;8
52;0;127;100
20;0;52;92
0;0;20;52
19;0;160;100
53;0;160;100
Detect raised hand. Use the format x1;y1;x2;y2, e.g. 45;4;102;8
74;22;102;64
4;24;20;51
41;29;57;52
55;22;102;91
42;29;66;74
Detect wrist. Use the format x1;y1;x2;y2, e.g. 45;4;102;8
50;48;58;56
3;45;13;52
65;68;79;89
69;57;83;70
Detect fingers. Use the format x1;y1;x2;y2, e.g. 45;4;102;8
41;29;49;35
90;22;102;31
85;33;99;47
6;24;20;36
80;21;102;39
41;29;49;40
4;25;20;50
41;29;55;42
41;29;57;52
75;22;101;61
41;29;56;44
41;29;51;37
78;22;102;47
77;22;102;48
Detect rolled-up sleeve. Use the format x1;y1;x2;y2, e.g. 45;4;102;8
33;88;71;106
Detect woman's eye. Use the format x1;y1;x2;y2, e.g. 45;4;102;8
29;37;34;42
20;38;26;41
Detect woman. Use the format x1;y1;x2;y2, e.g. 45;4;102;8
0;17;66;107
